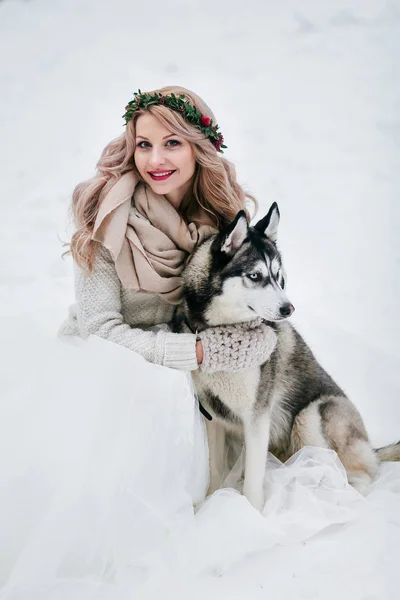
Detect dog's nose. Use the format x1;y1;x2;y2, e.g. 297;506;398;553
280;303;295;318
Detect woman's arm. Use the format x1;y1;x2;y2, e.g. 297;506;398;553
75;246;199;371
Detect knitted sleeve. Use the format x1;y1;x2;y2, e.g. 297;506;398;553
75;246;198;371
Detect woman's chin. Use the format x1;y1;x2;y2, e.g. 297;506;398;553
146;179;176;195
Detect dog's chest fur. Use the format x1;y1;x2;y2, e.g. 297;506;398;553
192;368;261;424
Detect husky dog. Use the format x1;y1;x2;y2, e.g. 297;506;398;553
173;203;400;510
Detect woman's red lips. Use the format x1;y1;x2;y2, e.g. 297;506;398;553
148;170;176;181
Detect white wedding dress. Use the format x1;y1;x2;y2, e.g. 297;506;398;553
1;316;400;600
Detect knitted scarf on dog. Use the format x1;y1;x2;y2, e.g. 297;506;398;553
92;171;217;304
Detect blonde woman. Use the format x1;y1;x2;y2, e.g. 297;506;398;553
0;86;277;595
68;85;275;372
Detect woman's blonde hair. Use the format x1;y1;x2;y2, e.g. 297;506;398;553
70;85;257;270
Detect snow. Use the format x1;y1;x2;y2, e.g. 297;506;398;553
1;0;400;598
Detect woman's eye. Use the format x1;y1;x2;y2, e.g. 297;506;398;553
247;272;261;282
166;139;181;147
136;140;181;149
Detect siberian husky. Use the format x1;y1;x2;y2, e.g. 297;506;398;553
173;203;400;510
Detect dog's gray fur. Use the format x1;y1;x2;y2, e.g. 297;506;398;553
173;203;400;510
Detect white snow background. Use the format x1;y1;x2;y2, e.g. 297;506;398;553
1;0;400;598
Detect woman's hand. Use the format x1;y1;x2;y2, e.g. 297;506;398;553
196;319;277;373
196;339;204;365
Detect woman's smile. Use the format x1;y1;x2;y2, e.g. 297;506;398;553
148;169;176;181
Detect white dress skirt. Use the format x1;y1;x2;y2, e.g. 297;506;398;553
0;316;400;600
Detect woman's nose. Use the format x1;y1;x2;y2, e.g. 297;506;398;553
148;147;166;167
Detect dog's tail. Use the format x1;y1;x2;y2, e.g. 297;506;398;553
375;441;400;461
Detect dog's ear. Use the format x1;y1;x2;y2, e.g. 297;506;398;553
219;210;249;256
254;202;280;242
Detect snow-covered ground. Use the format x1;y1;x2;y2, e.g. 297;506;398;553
1;0;400;598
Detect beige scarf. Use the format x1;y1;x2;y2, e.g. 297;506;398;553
92;172;217;304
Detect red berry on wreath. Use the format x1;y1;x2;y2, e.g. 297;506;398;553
201;116;211;127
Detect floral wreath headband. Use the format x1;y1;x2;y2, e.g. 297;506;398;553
123;90;227;153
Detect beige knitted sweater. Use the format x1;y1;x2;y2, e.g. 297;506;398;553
62;246;199;371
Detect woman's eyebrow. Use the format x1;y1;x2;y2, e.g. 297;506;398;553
135;134;177;140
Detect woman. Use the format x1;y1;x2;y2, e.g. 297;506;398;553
0;86;277;598
66;86;276;371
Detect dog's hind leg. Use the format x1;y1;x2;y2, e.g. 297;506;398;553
290;396;379;494
337;438;379;494
206;418;227;495
242;411;271;511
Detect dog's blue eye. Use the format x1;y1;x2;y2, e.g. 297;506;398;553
247;273;261;282
281;276;285;290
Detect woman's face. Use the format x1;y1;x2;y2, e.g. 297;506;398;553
134;113;196;209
